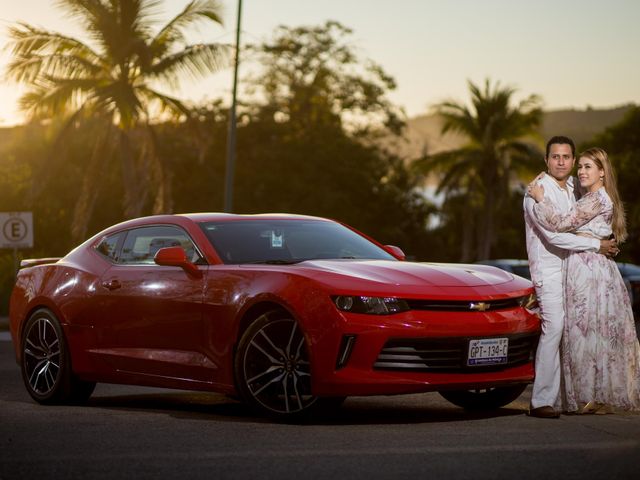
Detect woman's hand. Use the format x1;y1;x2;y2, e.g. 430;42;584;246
527;174;546;203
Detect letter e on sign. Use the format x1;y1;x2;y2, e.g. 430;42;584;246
0;212;34;249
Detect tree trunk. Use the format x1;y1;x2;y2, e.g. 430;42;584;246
71;127;112;243
478;186;495;260
146;126;173;215
460;216;474;262
119;130;148;219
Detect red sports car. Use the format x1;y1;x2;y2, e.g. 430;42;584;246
10;213;540;418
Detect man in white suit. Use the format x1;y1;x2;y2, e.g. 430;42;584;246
523;136;618;418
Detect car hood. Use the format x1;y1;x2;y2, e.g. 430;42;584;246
295;260;522;295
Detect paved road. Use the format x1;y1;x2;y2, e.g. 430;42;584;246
1;333;639;480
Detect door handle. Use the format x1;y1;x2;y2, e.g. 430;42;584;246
101;279;121;290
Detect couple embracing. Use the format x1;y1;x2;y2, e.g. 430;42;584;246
523;135;640;418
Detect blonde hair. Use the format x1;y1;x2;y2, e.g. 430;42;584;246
579;147;627;243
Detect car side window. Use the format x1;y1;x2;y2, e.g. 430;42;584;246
94;232;124;262
118;226;204;265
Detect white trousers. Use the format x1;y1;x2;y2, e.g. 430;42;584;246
531;270;564;409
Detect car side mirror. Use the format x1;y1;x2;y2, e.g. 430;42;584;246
384;245;406;261
154;246;202;278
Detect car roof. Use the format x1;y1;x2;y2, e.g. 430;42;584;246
177;213;333;223
86;213;338;246
76;213;341;266
98;213;333;233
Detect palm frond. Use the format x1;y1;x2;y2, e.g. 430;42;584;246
505;141;545;177
149;42;230;87
17;77;107;118
414;146;476;173
435;102;481;141
438;158;479;195
151;0;224;55
137;86;191;118
6;52;106;84
5;23;105;78
414;147;484;195
57;0;157;49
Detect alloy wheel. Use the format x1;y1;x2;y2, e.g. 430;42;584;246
23;316;61;396
240;316;317;415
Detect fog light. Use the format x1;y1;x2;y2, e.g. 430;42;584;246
336;335;357;369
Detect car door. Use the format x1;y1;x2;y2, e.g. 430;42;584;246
93;225;213;382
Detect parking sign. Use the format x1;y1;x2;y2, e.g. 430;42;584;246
1;212;34;249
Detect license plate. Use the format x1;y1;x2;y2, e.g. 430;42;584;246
467;338;508;366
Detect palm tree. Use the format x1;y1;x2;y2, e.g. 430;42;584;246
415;79;543;261
5;0;229;240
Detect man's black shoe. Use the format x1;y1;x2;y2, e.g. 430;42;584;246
527;405;560;418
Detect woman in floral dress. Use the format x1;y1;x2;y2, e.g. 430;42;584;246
528;147;640;413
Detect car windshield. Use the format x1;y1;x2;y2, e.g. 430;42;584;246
199;220;396;264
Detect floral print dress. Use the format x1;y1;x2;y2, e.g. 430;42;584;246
533;187;640;412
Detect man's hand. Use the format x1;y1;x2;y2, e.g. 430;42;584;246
599;238;619;258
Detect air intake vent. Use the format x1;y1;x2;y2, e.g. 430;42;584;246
374;333;539;373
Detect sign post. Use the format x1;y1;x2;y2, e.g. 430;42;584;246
1;212;34;275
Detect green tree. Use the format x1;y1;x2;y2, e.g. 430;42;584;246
4;0;229;241
152;99;436;259
227;21;433;256
246;21;405;137
585;105;640;262
415;79;543;261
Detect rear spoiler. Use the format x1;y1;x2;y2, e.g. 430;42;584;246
20;258;62;269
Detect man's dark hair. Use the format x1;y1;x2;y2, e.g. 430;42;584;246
546;136;575;158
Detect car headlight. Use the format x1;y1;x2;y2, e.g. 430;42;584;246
519;293;539;313
332;296;409;315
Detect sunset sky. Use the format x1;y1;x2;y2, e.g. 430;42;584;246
0;0;638;126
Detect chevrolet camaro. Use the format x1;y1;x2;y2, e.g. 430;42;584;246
9;213;540;418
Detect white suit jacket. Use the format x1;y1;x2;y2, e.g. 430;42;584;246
523;173;599;288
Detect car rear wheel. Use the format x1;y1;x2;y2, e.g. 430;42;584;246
21;309;96;405
234;310;343;418
438;384;528;410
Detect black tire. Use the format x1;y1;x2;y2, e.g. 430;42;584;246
438;384;528;410
21;309;96;405
234;310;344;419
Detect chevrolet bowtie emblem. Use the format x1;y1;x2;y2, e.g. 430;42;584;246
469;302;490;312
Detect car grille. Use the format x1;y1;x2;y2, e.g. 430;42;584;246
405;297;522;312
374;333;539;373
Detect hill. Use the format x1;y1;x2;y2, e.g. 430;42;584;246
388;104;634;160
1;105;634;163
541;105;632;147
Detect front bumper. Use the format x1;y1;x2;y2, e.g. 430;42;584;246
308;305;540;396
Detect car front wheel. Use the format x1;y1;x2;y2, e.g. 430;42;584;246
234;310;342;418
438;384;528;410
21;308;96;405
